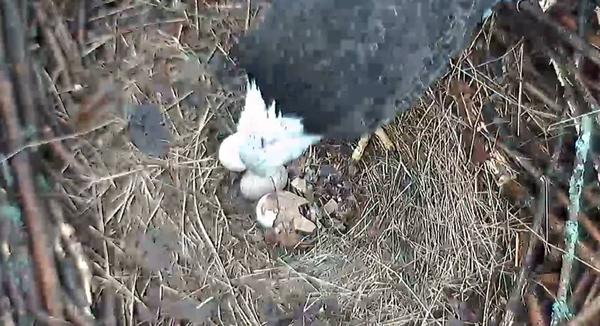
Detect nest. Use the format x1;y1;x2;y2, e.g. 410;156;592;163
1;0;600;325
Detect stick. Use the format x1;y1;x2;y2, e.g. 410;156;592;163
0;66;63;322
517;0;600;68
501;175;548;326
551;115;592;325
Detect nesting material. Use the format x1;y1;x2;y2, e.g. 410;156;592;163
291;177;308;194
240;166;288;200
255;191;316;233
293;215;317;233
218;133;247;172
323;199;339;215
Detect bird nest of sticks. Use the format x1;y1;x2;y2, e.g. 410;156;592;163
2;0;600;325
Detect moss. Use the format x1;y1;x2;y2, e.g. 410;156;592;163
0;204;23;227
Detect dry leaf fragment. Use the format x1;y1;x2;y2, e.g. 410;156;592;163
293;216;316;233
263;227;302;248
73;80;122;131
323;199;338;215
291;177;308;193
535;273;560;295
461;128;489;164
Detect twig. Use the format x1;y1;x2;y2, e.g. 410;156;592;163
573;0;590;70
569;294;600;325
546;48;583;117
546;45;599;115
37;0;85;82
497;129;548;325
0;70;63;321
517;1;600;67
522;81;564;114
501;172;548;326
583;277;600;307
245;0;251;30
551;114;592;325
0;0;39;129
527;292;548;326
579;214;600;244
547;1;596;322
547;214;600;273
41;126;90;177
555;191;600;245
98;288;117;326
572;271;595;310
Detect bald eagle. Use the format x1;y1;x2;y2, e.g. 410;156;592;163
225;0;501;177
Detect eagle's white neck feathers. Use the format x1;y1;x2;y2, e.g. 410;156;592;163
234;79;321;177
237;79;305;138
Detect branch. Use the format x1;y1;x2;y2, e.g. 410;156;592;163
517;0;600;68
0;67;63;321
551;115;592;325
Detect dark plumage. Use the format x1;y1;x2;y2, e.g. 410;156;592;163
231;0;497;140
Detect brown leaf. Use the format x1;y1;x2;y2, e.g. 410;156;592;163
274;228;302;248
448;80;476;122
535;273;560;295
499;179;532;208
516;231;530;267
526;292;547;326
461;128;489;164
263;223;303;248
72;80;122;132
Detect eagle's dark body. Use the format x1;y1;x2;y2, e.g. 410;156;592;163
231;0;497;140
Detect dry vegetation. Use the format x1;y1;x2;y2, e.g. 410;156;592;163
4;0;600;325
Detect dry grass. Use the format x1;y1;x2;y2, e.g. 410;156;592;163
8;0;600;324
41;1;522;325
282;89;518;324
271;23;524;322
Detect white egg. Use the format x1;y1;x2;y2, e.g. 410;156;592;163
255;192;279;228
218;133;247;172
240;166;288;200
